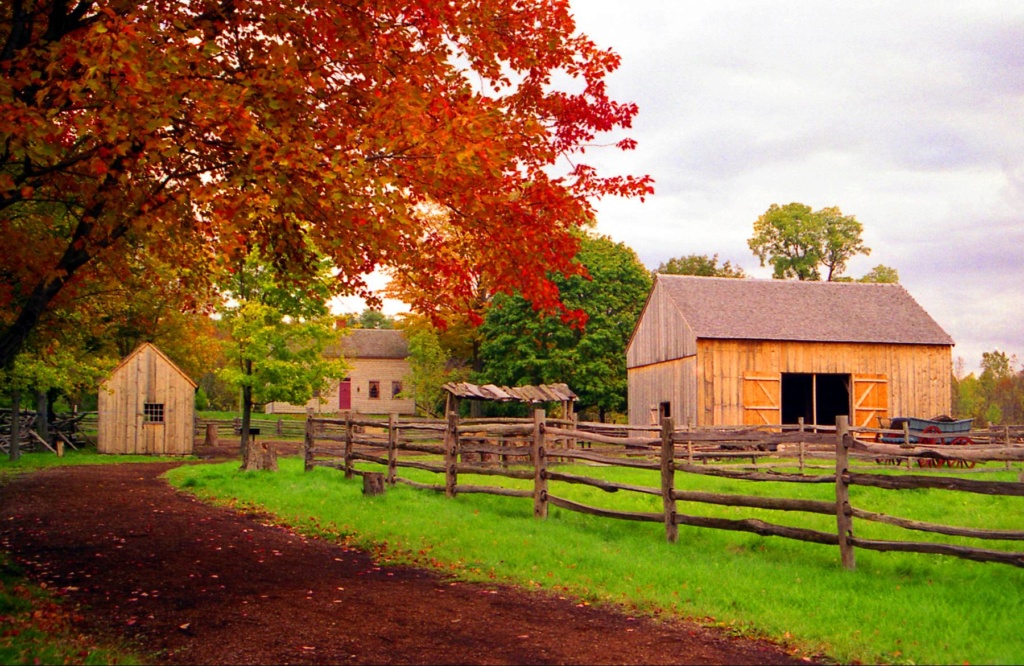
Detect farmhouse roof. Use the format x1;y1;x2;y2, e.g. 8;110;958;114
655;275;954;346
442;382;578;403
333;328;409;359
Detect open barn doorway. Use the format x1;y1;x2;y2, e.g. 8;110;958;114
781;373;850;428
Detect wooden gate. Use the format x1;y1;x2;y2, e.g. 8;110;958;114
742;375;781;425
852;374;888;428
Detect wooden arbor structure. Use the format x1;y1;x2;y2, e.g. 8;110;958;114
441;382;577;418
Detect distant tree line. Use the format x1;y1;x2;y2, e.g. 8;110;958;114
953;351;1024;426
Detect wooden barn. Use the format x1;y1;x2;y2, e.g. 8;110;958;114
626;276;954;429
97;343;196;455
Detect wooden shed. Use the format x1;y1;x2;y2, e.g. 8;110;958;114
626;276;954;429
98;343;196;455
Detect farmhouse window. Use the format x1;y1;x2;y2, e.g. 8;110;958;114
369;381;380;399
144;403;165;423
392;381;403;398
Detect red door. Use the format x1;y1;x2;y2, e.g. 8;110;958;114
338;378;352;410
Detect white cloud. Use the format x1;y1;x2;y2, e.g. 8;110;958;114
570;0;1024;372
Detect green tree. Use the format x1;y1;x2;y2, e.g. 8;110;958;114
3;342;112;460
402;326;460;418
654;253;746;278
858;264;900;284
477;234;652;421
338;309;396;330
748;203;870;281
953;351;1024;426
218;250;344;471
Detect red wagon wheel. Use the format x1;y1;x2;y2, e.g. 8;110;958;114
916;425;944;468
947;436;977;469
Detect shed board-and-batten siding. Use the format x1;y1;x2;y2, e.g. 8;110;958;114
98;344;195;455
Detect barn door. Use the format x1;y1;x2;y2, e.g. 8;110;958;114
742;375;781;425
852;374;888;428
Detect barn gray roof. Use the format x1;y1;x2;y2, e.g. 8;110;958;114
329;329;409;359
656;275;954;346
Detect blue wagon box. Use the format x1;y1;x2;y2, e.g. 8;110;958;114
881;417;974;444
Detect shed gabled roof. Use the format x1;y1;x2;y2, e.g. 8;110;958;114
103;342;198;388
655;275;954;346
329;328;409;359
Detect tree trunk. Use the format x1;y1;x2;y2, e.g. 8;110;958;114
238;364;276;471
239;379;254;466
35;390;50;445
9;389;21;462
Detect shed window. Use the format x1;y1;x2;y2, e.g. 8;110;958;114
368;381;380;399
392;381;403;398
144;403;164;423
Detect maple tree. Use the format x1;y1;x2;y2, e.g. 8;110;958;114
0;0;652;371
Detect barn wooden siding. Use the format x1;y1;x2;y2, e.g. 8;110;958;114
628;339;951;428
98;343;195;455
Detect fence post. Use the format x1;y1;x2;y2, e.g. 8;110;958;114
532;408;548;519
661;417;677;543
1005;426;1012;472
303;408;315;472
276;418;283;436
343;411;354;479
387;413;398;485
444;411;459;498
798;417;806;472
835;415;856;569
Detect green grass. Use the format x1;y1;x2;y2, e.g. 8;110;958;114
0;449;190;482
164;457;1024;665
0;554;142;665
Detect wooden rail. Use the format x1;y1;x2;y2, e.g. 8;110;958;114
303;411;1024;570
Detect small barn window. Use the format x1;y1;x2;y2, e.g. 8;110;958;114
391;380;403;398
144;403;164;423
368;381;380;399
659;402;671;421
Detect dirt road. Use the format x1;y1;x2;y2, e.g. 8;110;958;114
0;463;815;664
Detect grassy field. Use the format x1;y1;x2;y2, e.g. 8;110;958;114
0;449;187;479
165;457;1024;665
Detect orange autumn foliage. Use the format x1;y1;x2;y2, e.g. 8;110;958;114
0;0;652;368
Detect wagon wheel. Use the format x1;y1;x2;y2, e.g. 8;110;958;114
916;426;944;468
947;436;977;469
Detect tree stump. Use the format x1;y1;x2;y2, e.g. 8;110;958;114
203;423;219;447
363;472;386;496
241;441;278;472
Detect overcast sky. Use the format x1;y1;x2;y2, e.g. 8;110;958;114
566;1;1024;373
342;2;1023;374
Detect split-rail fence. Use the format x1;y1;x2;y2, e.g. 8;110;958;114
302;411;1024;570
